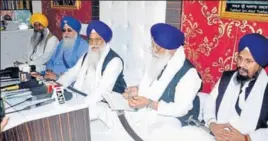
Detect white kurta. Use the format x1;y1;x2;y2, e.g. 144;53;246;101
95;47;202;141
203;69;268;141
20;28;59;72
57;44;123;109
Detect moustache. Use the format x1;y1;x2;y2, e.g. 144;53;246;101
64;36;71;39
91;46;100;50
34;29;44;33
238;67;248;73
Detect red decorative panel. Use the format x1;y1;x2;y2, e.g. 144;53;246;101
42;1;92;40
181;1;268;93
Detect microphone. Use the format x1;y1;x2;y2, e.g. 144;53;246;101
1;78;41;92
2;78;73;102
46;79;87;97
3;81;73;112
1;85;20;91
0;65;36;79
52;86;66;104
5;98;56;115
3;85;73;110
0;67;19;78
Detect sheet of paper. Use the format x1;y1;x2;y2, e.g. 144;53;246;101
102;92;134;111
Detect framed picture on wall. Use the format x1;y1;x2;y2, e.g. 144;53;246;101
219;0;268;22
51;0;81;9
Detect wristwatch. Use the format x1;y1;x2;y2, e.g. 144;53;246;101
146;99;154;109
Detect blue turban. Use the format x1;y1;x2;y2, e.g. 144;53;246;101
238;33;268;67
86;20;113;43
60;16;81;33
151;23;185;50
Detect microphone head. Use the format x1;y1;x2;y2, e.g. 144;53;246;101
63;90;73;101
0;67;19;78
53;86;66;104
19;78;41;89
30;85;49;95
29;65;36;72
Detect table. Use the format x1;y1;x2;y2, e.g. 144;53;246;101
0;79;91;141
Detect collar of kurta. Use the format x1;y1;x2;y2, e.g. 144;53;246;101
217;69;268;134
166;46;186;68
99;43;111;61
138;46;187;100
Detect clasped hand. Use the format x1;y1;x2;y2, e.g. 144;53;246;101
44;71;57;80
210;122;249;141
122;86;149;109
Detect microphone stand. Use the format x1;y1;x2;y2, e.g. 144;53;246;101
5;98;56;115
46;79;87;97
3;78;88;115
5;93;51;110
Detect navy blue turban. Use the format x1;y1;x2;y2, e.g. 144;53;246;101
151;23;185;50
86;20;113;43
238;33;268;67
60;16;81;33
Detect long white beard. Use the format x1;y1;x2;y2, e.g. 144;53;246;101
87;44;106;70
82;45;106;94
146;51;172;82
87;51;101;70
62;34;77;49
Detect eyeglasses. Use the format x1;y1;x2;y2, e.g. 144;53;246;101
151;43;162;53
89;38;103;46
62;28;73;33
237;56;255;65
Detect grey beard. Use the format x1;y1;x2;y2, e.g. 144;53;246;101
147;52;171;81
87;46;106;69
87;51;100;69
62;34;77;49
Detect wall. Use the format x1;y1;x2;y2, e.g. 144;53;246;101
166;1;182;29
181;1;268;93
42;1;92;40
99;1;167;86
32;1;42;13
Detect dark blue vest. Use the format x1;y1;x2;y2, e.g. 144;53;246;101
81;49;127;94
216;70;268;130
157;59;202;126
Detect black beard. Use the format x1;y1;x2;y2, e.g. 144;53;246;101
236;67;250;82
236;67;260;83
236;72;250;83
32;30;45;46
34;28;44;33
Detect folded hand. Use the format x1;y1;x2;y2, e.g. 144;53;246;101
44;71;57;80
128;96;149;109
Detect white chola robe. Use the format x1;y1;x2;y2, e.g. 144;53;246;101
57;45;124;119
20;28;59;72
93;47;202;141
202;69;268;141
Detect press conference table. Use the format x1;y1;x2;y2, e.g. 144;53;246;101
1;79;91;141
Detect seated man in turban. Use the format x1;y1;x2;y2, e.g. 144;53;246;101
14;13;59;72
91;23;202;141
43;16;88;80
203;33;268;141
57;20;126;109
171;33;268;141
